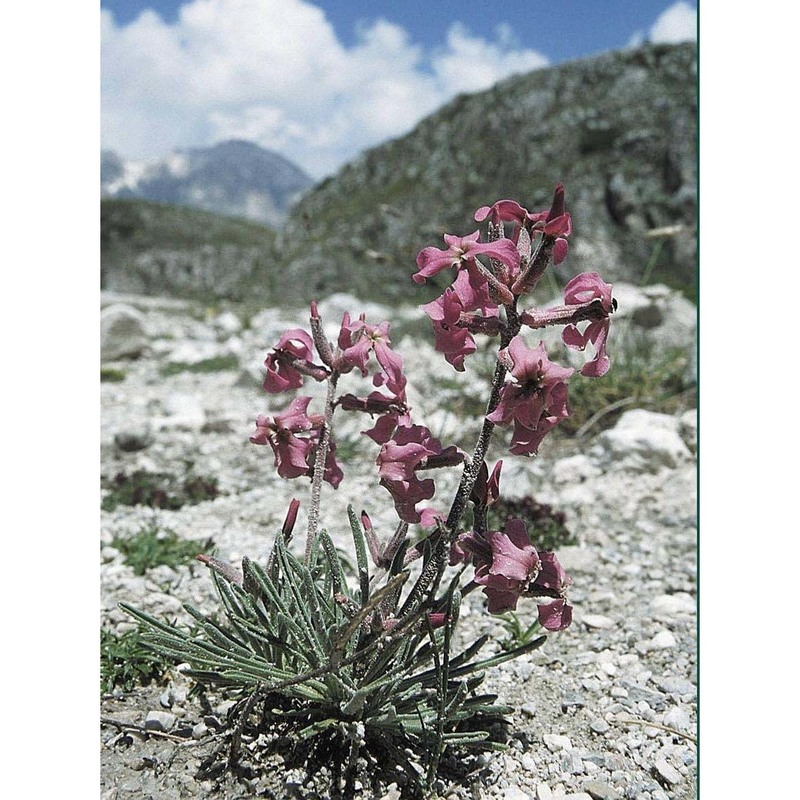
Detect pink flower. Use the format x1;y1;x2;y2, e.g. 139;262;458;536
541;183;572;266
474;199;530;228
421;268;499;371
469;459;503;509
537;598;573;631
562;272;614;377
263;329;316;392
459;519;541;613
376;424;463;523
337;313;407;394
250;397;341;487
531;551;573;631
475;185;572;266
534;551;573;596
281;498;301;538
413;231;519;284
486;337;573;455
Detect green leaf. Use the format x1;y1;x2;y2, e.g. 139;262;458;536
347;505;370;605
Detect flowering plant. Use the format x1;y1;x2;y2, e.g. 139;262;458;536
123;184;614;797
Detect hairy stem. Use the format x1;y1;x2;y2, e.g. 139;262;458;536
305;373;339;564
445;302;521;536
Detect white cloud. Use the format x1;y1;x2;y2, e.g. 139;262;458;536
101;0;549;178
649;2;697;44
626;3;696;50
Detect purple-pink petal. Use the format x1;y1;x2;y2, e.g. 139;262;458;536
537;598;573;631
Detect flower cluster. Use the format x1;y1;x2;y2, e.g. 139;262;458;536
249;183;614;630
453;519;573;629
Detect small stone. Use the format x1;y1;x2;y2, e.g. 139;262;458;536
216;699;237;719
114;428;153;452
144;710;175;732
191;722;209;740
159;689;173;708
590;718;610;734
378;787;401;800
561;751;584;774
582;779;623;800
563;794;593;800
582;614;614;630
543;733;573;752
521;702;538;717
656;677;696;697
504;788;531;800
536;784;553;800
650;593;695;616
662;707;693;732
653;757;682;785
521;754;537;771
171;686;188;705
561;692;586;711
650;631;678;649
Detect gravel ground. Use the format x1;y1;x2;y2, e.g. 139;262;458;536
100;294;697;800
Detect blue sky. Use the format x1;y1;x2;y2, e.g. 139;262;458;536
101;1;697;178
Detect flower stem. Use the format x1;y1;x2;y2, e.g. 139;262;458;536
444;303;521;536
305;373;339;564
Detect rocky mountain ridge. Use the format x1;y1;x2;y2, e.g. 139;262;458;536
101;140;313;227
277;42;697;307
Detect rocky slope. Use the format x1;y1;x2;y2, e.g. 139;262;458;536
100;200;278;301
100;289;697;800
277;42;696;307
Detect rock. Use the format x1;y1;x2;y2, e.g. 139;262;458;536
656;677;696;697
191;722;209;740
582;781;622;800
590;718;610;734
611;283;696;356
591;410;692;472
582;614;614;630
650;593;695;616
144;710;175;732
101;304;149;361
650;631;678;649
213;311;242;336
535;784;553;800
543;733;573;752
653;757;682;785
552;454;602;484
561;751;584;774
504;788;532;800
662;707;694;731
114;426;153;452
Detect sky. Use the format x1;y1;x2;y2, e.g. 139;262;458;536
101;0;697;179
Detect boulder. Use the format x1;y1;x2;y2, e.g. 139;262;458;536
591;409;692;472
100;303;149;361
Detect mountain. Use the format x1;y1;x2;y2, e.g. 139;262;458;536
101;140;313;227
276;42;697;307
